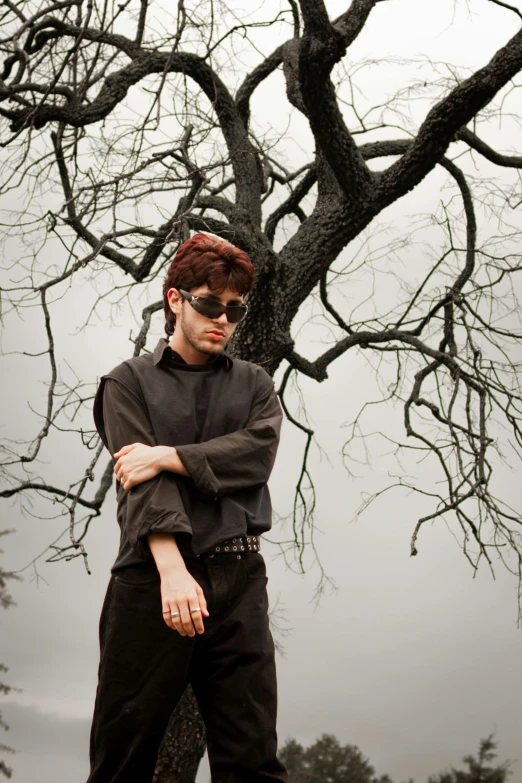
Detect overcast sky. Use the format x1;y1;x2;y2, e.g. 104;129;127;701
2;1;522;782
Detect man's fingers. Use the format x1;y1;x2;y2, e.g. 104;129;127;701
188;588;206;634
114;461;127;484
163;605;187;636
113;444;137;458
172;616;187;636
190;602;205;634
162;606;175;630
191;612;204;634
113;457;135;489
115;468;130;489
196;585;209;619
179;601;196;637
161;580;209;637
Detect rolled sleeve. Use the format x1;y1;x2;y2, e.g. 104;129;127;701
128;493;192;559
175;383;283;498
98;377;192;557
171;447;221;500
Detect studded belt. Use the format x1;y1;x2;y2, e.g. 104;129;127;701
205;536;260;555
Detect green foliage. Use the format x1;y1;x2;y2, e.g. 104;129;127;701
279;733;393;783
280;733;512;783
428;736;511;783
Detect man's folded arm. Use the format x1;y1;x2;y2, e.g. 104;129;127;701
99;378;192;557
175;381;283;499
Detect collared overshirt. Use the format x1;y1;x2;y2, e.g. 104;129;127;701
93;338;283;571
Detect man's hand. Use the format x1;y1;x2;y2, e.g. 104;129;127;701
148;534;208;637
114;443;188;490
159;564;210;637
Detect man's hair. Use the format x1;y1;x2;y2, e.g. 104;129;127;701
162;233;255;336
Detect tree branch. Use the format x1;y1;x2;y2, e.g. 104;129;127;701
457;126;522;168
3;21;264;225
264;167;316;243
333;0;388;46
298;0;334;40
235;0;384;128
235;46;285;126
376;26;522;206
488;0;522;20
283;17;373;200
288;0;301;37
0;481;102;511
135;0;148;46
51;129;139;277
287;329;464;382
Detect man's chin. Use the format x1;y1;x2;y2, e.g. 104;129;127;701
197;338;227;355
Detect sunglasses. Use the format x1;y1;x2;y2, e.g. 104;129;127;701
179;289;248;324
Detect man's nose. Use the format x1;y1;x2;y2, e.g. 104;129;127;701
214;312;228;325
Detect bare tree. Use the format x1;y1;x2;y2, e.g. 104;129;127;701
1;0;522;779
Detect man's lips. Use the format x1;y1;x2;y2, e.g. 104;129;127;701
206;330;225;339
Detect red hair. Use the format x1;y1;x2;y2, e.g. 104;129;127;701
162;233;255;336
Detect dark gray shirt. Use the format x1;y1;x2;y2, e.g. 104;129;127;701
93;338;283;572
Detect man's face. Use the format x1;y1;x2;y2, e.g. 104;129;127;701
168;284;246;359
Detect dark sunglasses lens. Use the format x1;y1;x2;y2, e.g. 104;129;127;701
190;296;247;323
226;306;247;324
192;299;223;319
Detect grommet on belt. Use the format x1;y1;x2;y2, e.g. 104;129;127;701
203;536;260;556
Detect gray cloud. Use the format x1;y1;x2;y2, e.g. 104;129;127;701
2;2;522;783
2;702;90;782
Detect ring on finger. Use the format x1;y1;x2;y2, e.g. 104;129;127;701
171;611;180;618
190;607;201;614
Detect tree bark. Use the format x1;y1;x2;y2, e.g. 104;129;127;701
153;686;206;783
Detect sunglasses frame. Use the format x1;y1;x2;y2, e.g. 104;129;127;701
178;289;249;324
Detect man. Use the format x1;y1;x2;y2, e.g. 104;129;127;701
88;233;287;783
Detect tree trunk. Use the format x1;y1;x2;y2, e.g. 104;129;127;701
153;685;206;783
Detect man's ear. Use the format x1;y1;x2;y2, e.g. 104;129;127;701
167;287;182;317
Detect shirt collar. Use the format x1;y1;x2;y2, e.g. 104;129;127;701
152;338;232;371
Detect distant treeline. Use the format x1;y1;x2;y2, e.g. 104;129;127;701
279;733;511;783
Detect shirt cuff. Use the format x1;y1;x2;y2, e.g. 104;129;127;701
175;445;221;499
131;508;193;559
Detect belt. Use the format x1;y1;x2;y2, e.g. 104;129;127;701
205;536;260;556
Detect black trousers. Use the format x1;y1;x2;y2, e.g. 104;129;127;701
87;552;287;783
